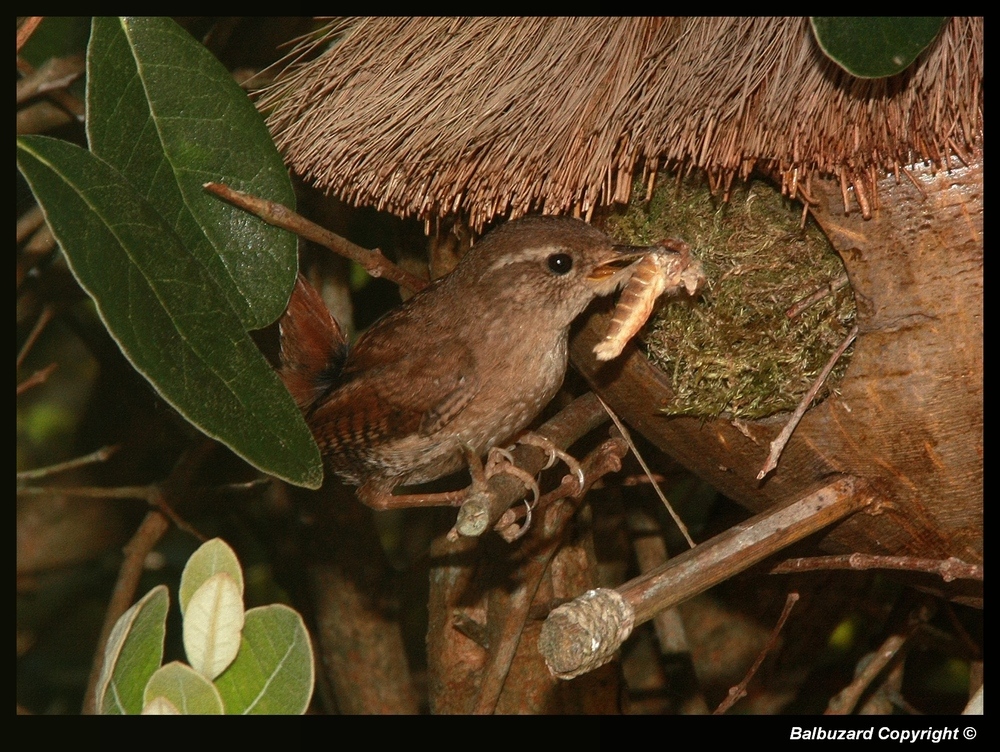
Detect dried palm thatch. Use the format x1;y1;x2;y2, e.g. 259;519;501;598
262;17;982;231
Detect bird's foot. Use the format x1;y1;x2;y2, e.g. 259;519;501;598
473;445;543;540
484;446;541;505
356;443;488;510
510;432;585;495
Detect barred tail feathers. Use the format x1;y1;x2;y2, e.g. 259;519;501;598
278;274;348;412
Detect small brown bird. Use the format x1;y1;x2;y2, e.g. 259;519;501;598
279;215;651;510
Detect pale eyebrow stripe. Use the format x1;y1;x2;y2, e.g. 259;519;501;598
486;244;562;272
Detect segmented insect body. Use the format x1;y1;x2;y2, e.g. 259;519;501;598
593;242;705;362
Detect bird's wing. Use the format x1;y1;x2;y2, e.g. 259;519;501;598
310;337;480;455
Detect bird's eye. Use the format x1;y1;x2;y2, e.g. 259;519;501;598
547;253;573;275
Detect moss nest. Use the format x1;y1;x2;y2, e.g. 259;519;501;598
602;174;856;420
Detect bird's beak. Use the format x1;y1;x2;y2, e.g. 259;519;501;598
587;244;660;282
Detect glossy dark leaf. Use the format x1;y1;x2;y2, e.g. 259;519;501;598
87;17;297;328
17;136;322;488
810;17;946;79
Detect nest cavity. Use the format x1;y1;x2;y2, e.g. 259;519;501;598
603;174;856;420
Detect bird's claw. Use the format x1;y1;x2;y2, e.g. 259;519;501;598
485;446;540;505
503;498;534;541
515;433;585;494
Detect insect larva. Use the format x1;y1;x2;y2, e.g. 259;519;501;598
594;253;672;361
593;245;705;362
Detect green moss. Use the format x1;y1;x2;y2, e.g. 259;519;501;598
603;173;855;419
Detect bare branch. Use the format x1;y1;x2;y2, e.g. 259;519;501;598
203;182;428;294
771;553;982;582
540;476;874;679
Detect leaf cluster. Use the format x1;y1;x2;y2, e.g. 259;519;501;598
97;539;313;714
17;17;322;489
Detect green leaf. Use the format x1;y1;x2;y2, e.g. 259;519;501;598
143;661;225;714
17;136;323;488
96;585;169;715
87;17;297;329
183;573;245;680
141;696;181;714
214;605;315;714
179;538;244;616
810;17;946;79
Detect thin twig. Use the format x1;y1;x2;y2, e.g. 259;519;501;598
16;17;44;53
16;482;208;541
771;553;982;582
472;437;628;714
714;591;799;714
598;395;695;548
785;273;850;318
203;182;427;294
17;220;56;288
16;362;57;395
16;55;85;121
17;305;55;368
82;510;170;714
16;445;119;482
16;54;85;104
17;305;54;369
757;325;857;479
17;484;154;500
825;608;930;715
16;204;45;244
17;98;76;134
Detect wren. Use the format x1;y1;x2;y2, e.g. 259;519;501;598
279;215;651;510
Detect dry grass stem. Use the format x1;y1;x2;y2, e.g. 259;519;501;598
598;396;695;548
263;18;981;231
